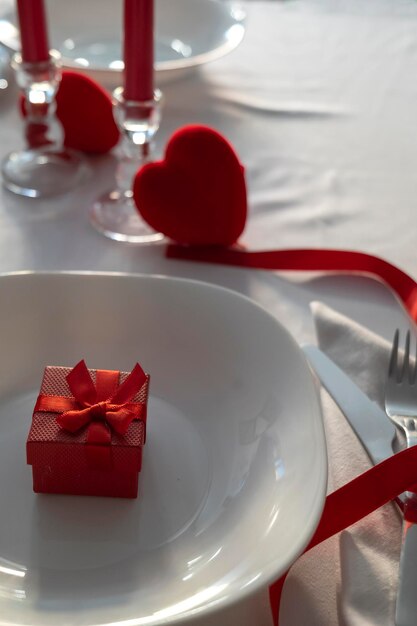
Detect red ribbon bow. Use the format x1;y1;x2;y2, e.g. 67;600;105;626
36;360;147;445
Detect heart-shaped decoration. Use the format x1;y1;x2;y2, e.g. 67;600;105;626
21;71;120;154
133;125;247;246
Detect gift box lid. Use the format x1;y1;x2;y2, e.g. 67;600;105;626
27;365;150;472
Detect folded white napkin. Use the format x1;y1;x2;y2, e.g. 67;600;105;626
280;301;402;626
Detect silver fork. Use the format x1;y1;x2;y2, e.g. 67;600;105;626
385;329;417;452
385;328;417;626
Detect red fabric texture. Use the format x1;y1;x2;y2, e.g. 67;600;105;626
27;362;150;498
20;71;120;154
133;125;247;245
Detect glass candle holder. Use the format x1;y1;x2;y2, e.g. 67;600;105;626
89;86;164;243
2;50;86;198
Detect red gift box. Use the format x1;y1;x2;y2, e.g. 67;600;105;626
26;360;150;498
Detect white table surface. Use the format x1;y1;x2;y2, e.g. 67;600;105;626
0;0;416;624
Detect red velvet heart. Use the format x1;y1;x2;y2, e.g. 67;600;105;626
20;71;120;154
133;125;247;246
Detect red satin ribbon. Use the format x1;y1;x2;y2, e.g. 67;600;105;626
269;445;417;625
166;246;417;321
165;244;417;624
35;360;147;446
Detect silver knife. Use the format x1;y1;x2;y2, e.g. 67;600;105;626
303;345;396;466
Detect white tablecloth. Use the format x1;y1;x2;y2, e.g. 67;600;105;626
1;0;417;623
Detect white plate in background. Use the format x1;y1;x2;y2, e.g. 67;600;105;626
0;0;246;86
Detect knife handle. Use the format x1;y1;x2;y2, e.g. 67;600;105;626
395;520;417;625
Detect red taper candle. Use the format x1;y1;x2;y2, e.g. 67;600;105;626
16;0;50;63
123;0;154;102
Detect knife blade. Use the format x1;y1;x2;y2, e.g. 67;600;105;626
303;345;396;466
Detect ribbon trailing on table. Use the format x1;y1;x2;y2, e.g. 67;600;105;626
166;246;417;322
165;244;417;624
35;359;147;451
269;445;417;625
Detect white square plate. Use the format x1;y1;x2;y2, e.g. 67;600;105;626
0;272;326;625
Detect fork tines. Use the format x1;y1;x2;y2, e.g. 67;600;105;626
388;329;417;383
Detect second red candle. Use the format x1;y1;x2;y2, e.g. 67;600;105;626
123;0;154;102
16;0;50;63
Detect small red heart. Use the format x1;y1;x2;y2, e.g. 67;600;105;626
20;71;120;154
133;125;247;246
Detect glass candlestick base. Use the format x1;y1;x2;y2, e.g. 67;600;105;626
2;51;86;198
89;87;164;244
3;146;83;198
90;189;163;243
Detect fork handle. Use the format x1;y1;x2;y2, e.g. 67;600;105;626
396;517;417;625
396;431;417;625
404;429;417;499
404;427;417;450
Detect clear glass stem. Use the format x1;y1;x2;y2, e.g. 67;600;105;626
2;50;86;198
89;88;164;243
18;50;63;149
116;138;152;195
